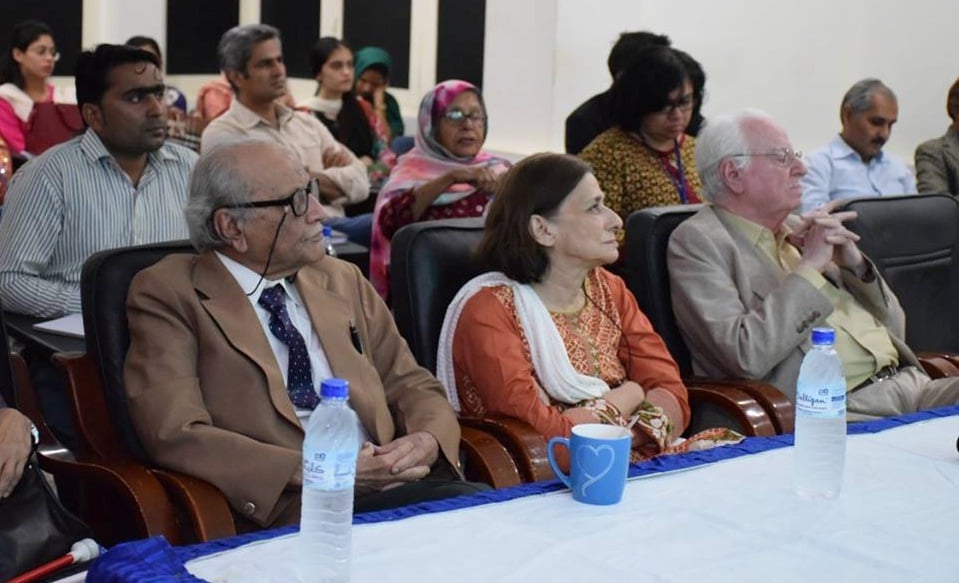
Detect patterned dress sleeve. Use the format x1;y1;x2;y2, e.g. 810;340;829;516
603;270;691;430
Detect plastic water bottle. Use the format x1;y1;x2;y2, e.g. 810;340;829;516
300;378;360;582
794;327;847;499
323;225;338;258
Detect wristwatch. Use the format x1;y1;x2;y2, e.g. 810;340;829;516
29;421;39;446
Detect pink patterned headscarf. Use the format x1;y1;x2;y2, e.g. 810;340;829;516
370;80;510;299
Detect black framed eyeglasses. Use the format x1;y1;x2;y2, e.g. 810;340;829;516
656;94;695;115
442;108;487;126
218;179;320;217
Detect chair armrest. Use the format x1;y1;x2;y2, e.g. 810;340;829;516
459;415;555;482
52;351;124;460
11;352;59;446
458;425;522;489
686;382;776;437
690;377;794;434
36;448;184;547
151;470;236;542
917;352;959;379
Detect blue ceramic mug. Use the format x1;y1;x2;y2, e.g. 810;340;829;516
547;423;631;505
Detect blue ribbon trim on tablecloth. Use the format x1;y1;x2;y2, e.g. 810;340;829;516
86;404;959;582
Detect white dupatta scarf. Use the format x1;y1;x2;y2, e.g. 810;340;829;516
436;272;608;412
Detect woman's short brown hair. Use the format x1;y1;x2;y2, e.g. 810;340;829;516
947;77;959;123
477;153;592;283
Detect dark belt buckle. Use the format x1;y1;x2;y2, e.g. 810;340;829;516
868;365;898;385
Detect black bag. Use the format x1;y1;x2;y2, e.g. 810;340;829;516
0;448;92;581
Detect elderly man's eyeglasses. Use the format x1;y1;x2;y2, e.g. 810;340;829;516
657;95;695;115
443;108;487;126
218;179;320;217
731;148;804;167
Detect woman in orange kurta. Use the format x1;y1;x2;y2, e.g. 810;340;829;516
437;153;694;462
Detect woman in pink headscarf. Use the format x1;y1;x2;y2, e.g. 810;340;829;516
370;80;510;299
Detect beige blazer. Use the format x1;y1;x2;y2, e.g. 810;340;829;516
915;127;959;195
666;205;919;401
124;252;460;526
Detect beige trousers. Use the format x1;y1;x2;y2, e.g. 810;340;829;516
846;366;959;422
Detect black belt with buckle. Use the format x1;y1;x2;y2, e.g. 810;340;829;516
852;364;905;392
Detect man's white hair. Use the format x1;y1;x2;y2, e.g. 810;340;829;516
695;108;776;202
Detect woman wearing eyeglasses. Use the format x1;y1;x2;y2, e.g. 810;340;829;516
370;80;510;299
0;20;74;158
579;46;703;232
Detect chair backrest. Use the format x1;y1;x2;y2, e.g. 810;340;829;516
390;218;486;373
622;204;702;375
840;194;959;353
81;241;197;459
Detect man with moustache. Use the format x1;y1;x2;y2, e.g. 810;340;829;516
667;109;959;420
201;24;371;244
0;44;195;318
124;140;482;530
800;79;916;212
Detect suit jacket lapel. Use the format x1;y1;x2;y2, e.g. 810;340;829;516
708;206;784;301
294;268;394;444
192;252;301;429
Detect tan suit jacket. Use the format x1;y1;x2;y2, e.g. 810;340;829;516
124;252;460;527
915;127;959;195
666;205;919;401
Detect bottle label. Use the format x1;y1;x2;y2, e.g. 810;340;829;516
303;449;357;491
796;383;846;419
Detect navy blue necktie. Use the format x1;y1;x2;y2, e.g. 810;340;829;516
258;284;319;409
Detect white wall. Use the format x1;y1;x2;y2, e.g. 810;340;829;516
53;0;958;161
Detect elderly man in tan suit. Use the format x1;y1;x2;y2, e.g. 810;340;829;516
124;140;481;531
667;109;959;421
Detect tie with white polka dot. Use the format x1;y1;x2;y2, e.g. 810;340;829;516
258;284;319;409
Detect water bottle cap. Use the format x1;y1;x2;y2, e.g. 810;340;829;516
811;327;836;345
320;378;349;399
322;225;332;237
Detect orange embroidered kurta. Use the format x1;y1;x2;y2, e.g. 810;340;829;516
452;268;689;443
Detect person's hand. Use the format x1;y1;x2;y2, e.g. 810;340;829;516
372;86;387;112
447;166;498;193
323;147;353;169
791;204;862;273
0;408;33;499
604;380;646;415
355;432;439;491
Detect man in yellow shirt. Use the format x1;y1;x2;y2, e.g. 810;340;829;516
668;108;959;420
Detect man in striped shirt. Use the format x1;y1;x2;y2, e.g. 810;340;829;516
0;44;196;318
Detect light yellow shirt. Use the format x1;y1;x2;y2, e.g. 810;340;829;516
718;209;898;390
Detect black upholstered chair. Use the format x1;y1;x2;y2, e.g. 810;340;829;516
840;194;959;354
623;205;794;434
51;241;236;545
391;217;780;482
56;240;518;532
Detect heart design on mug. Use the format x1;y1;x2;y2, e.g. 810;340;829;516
576;444;615;497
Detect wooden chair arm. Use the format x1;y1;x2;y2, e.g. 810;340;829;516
36;448;183;546
917;352;959;379
690;377;794;434
458;425;522;489
459;415;555;482
686;383;776;437
151;469;236;542
52;351;123;460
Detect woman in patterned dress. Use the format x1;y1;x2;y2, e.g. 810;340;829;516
579;46;702;232
370;80;510;299
436;154;739;466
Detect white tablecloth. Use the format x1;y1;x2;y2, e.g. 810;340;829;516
185;414;959;582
